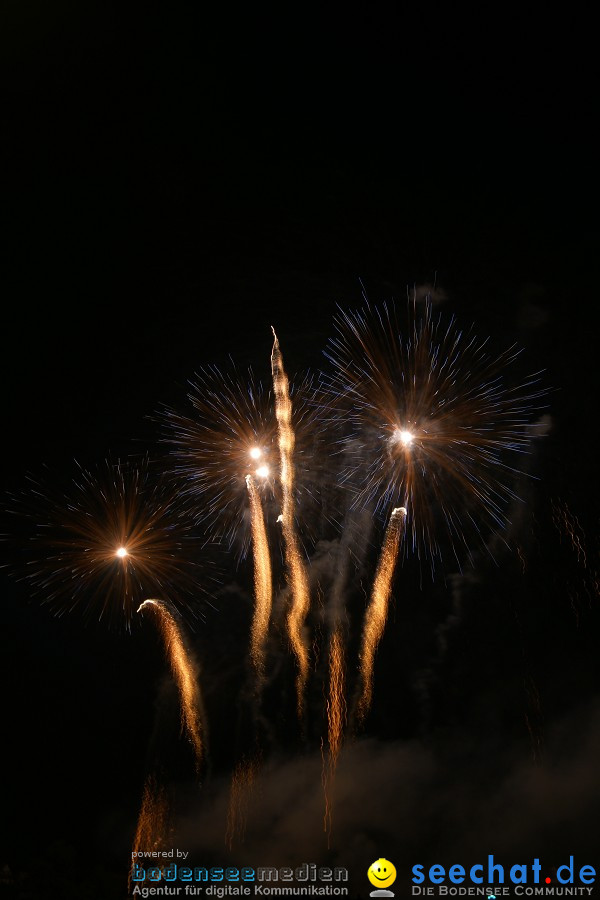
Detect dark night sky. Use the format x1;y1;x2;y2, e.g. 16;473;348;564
1;5;600;899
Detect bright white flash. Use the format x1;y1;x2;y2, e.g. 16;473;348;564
116;546;129;558
256;465;270;479
249;447;263;460
392;428;414;447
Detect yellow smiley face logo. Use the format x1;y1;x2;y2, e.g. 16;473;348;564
368;858;397;889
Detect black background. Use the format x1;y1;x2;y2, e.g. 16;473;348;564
1;4;599;898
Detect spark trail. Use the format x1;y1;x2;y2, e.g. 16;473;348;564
356;506;407;723
225;756;260;850
245;474;273;677
138;599;205;773
271;328;311;718
552;498;587;568
129;775;171;889
322;624;346;843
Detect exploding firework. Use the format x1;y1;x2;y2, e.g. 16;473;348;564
356;506;406;723
323;299;547;569
160;366;275;551
245;474;273;677
12;460;207;628
138;598;206;773
160;364;318;554
6;297;550;882
271;329;312;718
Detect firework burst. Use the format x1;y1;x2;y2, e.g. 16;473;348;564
160;365;318;555
12;459;207;628
323;299;547;569
5;299;551;874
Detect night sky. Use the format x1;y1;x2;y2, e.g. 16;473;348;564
2;5;600;900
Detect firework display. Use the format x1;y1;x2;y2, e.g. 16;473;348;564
8;298;548;889
323;301;547;569
159;366;277;551
11;460;206;628
159;364;319;554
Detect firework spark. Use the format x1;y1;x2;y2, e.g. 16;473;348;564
160;366;275;552
138;599;205;773
324;299;547;569
549;497;600;620
4;297;553;895
356;506;406;723
271;329;311;718
322;624;347;843
225;756;260;850
161;365;317;555
129;775;171;889
13;460;205;628
552;498;587;568
245;474;273;677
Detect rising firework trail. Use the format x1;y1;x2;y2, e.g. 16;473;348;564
129;775;171;889
138;599;205;773
356;506;407;724
319;507;372;837
271;328;311;718
225;756;260;850
322;624;346;844
245;473;273;677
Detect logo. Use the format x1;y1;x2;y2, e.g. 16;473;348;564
411;854;596;889
368;858;397;898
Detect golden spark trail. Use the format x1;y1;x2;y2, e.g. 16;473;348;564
129;775;170;889
225;756;260;850
138;599;205;772
245;475;273;677
271;328;311;717
322;624;346;843
356;507;406;723
327;627;346;775
552;498;587;568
